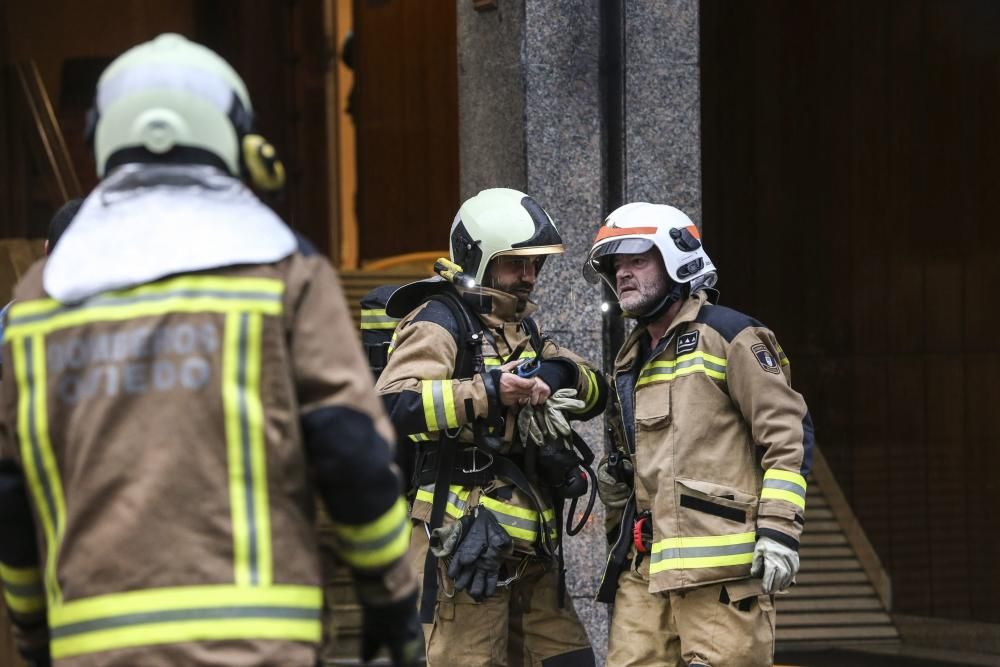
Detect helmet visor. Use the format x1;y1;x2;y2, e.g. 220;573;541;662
582;237;655;284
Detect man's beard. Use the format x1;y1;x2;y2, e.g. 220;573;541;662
488;275;534;305
618;275;668;316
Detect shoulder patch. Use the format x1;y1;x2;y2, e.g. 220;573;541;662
676;330;700;355
751;342;781;374
693;304;763;343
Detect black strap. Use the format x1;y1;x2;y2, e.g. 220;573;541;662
596;497;636;604
418;289;481;623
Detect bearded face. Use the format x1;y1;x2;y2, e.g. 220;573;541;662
614;249;669;316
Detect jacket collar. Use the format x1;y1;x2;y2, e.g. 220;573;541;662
615;289;712;372
457;284;538;328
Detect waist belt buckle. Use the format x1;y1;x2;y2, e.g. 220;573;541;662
463;449;494;474
632;513;652;554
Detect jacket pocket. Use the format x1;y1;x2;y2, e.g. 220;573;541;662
634;381;671;431
675;477;757;534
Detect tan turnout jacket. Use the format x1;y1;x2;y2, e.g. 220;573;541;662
602;289;814;595
0;249;414;666
376;285;607;553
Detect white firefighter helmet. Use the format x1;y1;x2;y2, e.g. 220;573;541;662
584;202;717;296
450;188;565;284
89;33;253;177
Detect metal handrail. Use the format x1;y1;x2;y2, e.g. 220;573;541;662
13;59;82;202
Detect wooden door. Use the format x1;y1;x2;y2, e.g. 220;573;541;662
353;0;459;262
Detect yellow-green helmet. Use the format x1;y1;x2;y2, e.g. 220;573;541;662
90;33;252;177
450;188;565;284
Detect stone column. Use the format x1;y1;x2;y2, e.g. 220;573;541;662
457;2;701;663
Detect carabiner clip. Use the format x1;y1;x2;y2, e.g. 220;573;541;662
462;448;494;474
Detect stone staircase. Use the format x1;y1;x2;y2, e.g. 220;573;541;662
776;451;899;647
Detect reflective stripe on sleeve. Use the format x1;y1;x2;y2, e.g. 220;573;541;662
0;563;45;615
761;469;807;510
47;584;321;659
329;497;411;570
420;380;459;431
637;351;727;387
649;531;756;574
574;365;600;412
360;309;399;330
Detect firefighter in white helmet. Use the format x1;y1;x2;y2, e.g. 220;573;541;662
586;203;815;667
376;188;607;666
0;33;422;666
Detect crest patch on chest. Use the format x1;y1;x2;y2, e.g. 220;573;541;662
676;331;700;355
751;342;781;374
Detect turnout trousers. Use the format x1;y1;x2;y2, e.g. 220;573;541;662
607;551;775;667
411;524;595;667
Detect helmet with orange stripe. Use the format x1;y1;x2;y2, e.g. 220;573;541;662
584;203;717;319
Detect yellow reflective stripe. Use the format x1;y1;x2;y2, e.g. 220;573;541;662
483;350;537;367
331;497;411;569
653;531;756;550
575;366;599;412
414;486;469;519
223;313;271;586
407;432;431;442
650;553;754;573
442;382;458;428
421;380;459;431
421;381;439;431
763;468;807;492
649;531;756;575
9;277;283;320
5;277;284;338
1;564;45;615
13;335;65;603
637;351;728;387
0;563;41;585
360;309;399;330
48;584;321;660
776;345;790;366
387;332;398;357
245;313;272;585
53;618;320;660
761;488;806;510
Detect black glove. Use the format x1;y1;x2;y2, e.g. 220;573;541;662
360;591;425;667
446;510;513;601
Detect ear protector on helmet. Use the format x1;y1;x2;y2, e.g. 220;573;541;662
85;91;286;192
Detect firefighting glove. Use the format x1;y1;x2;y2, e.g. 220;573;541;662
359;591;425;667
596;457;631;509
429;515;474;558
447;510;513;601
517;388;585;446
750;536;800;594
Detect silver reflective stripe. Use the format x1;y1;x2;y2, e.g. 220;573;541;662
51;605;320;639
763;479;806;497
419;485;467;514
431;381;448;430
483;508;538;533
336;517;409;554
641;357;726;379
650;541;754;564
8;290;282;327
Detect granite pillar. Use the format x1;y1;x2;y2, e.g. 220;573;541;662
457;2;702;663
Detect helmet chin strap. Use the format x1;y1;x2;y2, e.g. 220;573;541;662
630;280;688;325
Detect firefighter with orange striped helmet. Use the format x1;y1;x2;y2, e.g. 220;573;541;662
375;188;608;666
586;203;815;666
0;34;422;666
